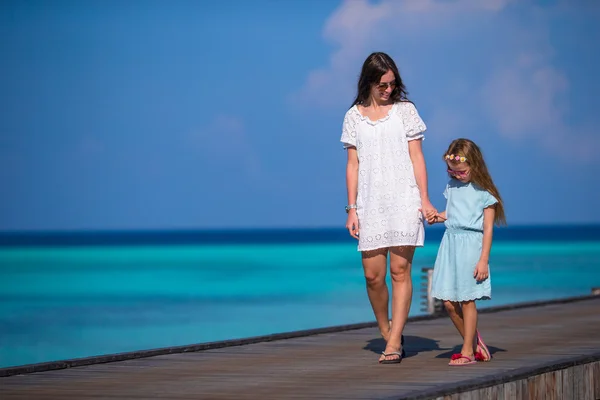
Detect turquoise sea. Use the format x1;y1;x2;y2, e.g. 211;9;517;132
1;225;599;369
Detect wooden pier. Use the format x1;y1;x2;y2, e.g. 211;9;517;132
1;296;599;399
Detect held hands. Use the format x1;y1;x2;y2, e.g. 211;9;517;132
421;211;447;225
419;200;438;224
474;260;490;282
345;210;359;240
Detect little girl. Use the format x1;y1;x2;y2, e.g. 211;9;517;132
428;138;506;366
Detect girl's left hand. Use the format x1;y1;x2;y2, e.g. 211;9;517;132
473;261;489;282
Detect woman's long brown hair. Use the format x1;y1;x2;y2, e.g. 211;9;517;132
351;52;409;108
444;138;506;226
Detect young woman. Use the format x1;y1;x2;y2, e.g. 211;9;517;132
340;52;436;364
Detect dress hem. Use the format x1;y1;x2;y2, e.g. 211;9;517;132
357;242;424;252
431;293;491;302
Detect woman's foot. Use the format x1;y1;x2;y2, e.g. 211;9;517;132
379;336;406;363
379;320;406;363
379;344;404;364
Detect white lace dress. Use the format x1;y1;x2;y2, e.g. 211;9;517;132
340;101;427;251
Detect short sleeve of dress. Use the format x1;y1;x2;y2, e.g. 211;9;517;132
482;190;498;208
443;183;450;199
340;109;357;149
400;101;427;141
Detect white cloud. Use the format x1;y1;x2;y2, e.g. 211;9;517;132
292;0;594;162
482;59;569;140
478;19;595;161
291;0;516;108
290;1;389;108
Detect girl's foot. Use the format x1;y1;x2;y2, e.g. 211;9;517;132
476;331;492;361
448;353;477;366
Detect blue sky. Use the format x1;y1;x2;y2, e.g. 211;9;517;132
1;0;599;231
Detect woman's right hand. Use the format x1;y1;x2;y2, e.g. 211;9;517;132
345;211;359;239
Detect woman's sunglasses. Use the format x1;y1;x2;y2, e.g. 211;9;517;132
376;82;397;91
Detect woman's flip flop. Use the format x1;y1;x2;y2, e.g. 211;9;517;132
379;349;404;364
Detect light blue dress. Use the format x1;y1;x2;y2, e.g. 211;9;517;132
430;180;498;302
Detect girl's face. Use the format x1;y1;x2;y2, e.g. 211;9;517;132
447;161;471;183
370;70;396;104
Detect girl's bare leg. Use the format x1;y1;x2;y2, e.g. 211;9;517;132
444;300;465;337
449;300;478;365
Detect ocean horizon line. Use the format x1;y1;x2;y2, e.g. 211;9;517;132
1;221;599;234
0;223;599;247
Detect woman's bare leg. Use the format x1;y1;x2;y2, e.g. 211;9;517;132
361;248;391;342
378;246;415;362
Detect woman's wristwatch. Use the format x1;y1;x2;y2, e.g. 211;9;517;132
345;204;357;213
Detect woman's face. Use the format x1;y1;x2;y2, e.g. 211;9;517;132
370;70;396;104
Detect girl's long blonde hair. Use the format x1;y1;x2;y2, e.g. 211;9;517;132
444;138;506;226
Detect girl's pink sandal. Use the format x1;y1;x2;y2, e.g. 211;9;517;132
448;353;477;366
476;330;492;361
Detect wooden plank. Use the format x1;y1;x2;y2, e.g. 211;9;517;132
573;364;585;400
502;381;516;400
475;386;495;400
561;362;574;400
584;362;595;400
514;377;527;400
549;369;561;400
489;384;501;400
594;361;600;400
527;374;542;400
